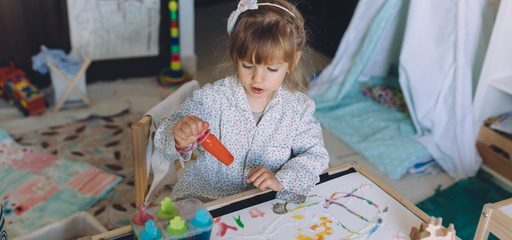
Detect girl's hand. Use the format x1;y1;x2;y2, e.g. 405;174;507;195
246;166;284;191
174;116;209;148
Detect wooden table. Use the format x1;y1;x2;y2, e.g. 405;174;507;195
474;197;512;240
86;161;440;240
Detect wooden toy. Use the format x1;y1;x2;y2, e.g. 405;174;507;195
157;0;192;88
0;62;47;116
410;217;456;240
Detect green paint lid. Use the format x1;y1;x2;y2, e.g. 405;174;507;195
167;216;188;235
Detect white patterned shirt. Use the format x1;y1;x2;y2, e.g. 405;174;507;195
154;77;329;204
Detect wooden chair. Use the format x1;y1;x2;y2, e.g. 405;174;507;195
474;198;512;240
131;80;200;208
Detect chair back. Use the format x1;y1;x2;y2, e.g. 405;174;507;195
131;80;200;207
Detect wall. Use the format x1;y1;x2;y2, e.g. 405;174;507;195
0;0;194;89
297;0;358;58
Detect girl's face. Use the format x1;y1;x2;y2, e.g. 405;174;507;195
238;60;289;102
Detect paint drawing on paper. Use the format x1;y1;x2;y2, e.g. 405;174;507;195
210;172;424;239
66;0;160;60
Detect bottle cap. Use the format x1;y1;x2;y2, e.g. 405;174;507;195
195;129;210;145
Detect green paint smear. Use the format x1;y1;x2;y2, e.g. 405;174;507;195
233;214;244;228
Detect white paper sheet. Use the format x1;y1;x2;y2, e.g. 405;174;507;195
211;172;424;239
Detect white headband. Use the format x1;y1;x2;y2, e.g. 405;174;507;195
227;0;296;35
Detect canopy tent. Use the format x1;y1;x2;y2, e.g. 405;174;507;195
309;0;498;179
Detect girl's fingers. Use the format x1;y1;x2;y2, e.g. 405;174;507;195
246;167;284;191
257;179;269;191
249;166;265;176
174;128;187;142
202;121;209;132
184;121;198;136
174;116;206;148
246;166;264;183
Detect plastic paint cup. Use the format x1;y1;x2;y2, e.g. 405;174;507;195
191;209;213;240
196;129;234;166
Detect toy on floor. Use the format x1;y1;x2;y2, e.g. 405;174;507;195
157;0;192;89
132;204;154;225
410;217;456;240
130;198;214;240
158;197;178;219
0;62;47;116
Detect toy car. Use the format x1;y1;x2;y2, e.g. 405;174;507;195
0;62;47;116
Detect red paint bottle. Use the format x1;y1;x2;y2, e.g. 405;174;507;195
196;129;234;165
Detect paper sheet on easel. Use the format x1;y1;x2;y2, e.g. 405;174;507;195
66;0;160;60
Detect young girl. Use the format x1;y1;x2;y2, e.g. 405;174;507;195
154;0;329;204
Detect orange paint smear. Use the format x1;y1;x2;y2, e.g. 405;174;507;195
297;217;334;240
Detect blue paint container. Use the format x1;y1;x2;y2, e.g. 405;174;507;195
191;209;213;240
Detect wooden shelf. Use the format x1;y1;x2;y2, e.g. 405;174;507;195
473;0;512;136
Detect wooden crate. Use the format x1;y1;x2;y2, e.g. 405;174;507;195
476;124;512;182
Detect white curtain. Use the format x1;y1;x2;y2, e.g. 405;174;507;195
309;0;498;178
399;0;497;178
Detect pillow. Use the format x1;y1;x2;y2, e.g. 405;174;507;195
360;84;409;113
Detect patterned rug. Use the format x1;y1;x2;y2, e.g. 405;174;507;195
11;112;143;230
0;128;122;238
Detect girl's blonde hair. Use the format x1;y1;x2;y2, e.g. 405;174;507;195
225;0;314;93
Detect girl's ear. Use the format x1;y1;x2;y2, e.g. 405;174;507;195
289;51;302;72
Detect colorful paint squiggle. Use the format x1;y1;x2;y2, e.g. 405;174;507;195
292;185;386;238
287;201;320;214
